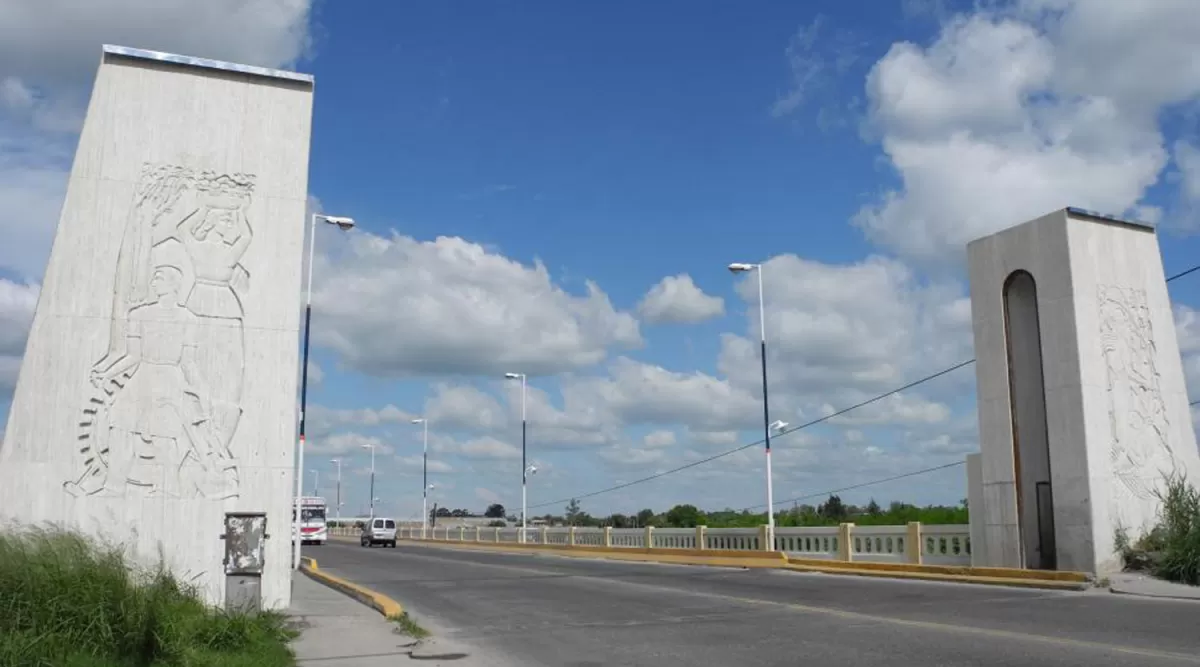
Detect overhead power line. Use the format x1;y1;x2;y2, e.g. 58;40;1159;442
522;262;1200;513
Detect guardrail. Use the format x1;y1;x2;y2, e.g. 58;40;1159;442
332;523;972;566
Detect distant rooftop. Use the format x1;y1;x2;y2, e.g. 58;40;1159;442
1065;206;1155;231
102;44;313;85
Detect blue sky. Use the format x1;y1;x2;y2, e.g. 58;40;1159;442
3;0;1200;521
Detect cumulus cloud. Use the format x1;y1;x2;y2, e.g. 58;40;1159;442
637;274;725;325
307;403;414;437
312;232;641;378
718;254;970;414
854;1;1200;266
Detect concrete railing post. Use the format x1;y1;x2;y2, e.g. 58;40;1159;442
758;524;770;551
838;523;855;562
906;522;923;564
474;526;481;542
494;527;501;542
696;525;707;550
604;526;613;547
539;526;548;545
457;526;465;542
644;525;655;549
569;526;577;546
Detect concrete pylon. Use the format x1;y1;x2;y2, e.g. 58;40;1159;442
966;207;1200;575
0;45;314;609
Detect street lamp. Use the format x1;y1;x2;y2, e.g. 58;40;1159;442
505;372;528;542
330;458;343;522
411;418;429;533
361;442;377;519
294;212;356;570
728;261;776;547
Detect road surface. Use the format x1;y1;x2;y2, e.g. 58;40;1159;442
309;540;1200;666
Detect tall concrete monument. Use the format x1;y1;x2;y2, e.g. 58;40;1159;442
967;207;1200;575
0;45;314;609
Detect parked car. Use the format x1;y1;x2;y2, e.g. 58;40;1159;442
360;517;397;548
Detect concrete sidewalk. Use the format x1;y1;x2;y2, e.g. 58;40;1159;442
289;572;496;666
1109;572;1200;601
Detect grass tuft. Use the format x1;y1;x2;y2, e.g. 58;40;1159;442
1116;474;1200;587
388;612;430;639
0;526;296;667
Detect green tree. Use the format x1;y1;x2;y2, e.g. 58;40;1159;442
565;498;583;525
865;499;882;516
607;513;630;528
484;503;506;518
636;508;656;527
818;495;847;521
665;504;705;528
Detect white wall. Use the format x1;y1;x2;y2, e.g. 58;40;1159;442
0;49;313;609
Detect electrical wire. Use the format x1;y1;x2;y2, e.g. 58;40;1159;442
520;262;1200;513
526;359;977;511
741;461;967;511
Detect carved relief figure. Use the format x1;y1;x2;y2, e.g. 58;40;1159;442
176;173;254;457
1099;285;1179;530
68;164;254;500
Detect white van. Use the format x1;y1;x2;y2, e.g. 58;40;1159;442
360;517;398;548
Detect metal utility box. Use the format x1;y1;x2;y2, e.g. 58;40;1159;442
222;512;268;613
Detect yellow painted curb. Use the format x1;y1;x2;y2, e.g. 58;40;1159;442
781;563;1089;590
299;555;405;618
784;556;1090;583
388;537;1091;590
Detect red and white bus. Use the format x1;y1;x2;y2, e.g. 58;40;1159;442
293;496;328;545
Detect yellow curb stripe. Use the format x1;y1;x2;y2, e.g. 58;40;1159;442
300;554;405;618
363;536;1091;590
780;563;1088;590
786;556;1089;582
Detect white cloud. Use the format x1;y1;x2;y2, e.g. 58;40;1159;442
0;279;38;394
437;435;522;461
565;357;762;432
312;232;641;377
0;0;318;279
308;432;393;457
718;254;970;414
424;384;509;432
637;274;725;325
643;430;677;449
854;1;1200;266
307;404;414;437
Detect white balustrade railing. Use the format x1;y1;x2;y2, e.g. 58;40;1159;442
326;521;973;566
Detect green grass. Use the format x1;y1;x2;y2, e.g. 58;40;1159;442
388;612;429;640
0;527;297;667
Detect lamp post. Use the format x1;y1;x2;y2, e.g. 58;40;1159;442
294;212;355;570
411;417;429;533
728;261;775;547
309;469;319;497
330;458;343;522
504;372;528;543
362;442;377;519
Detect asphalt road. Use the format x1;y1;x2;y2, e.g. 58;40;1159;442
310;540;1200;666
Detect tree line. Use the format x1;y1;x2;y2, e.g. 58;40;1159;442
477;496;969;529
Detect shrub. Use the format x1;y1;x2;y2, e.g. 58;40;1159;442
0;527;296;667
1153;474;1200;586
